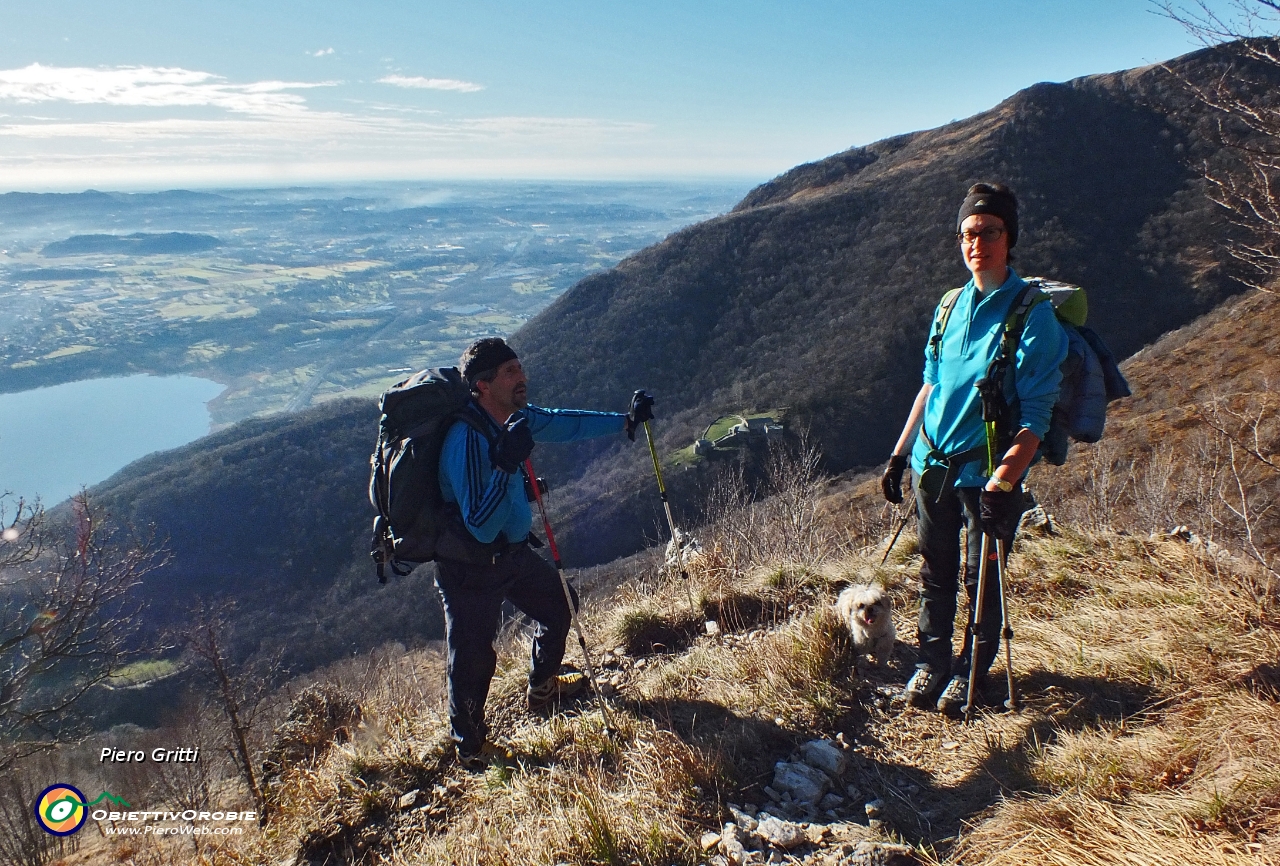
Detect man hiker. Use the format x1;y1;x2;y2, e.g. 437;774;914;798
437;336;653;769
881;183;1067;717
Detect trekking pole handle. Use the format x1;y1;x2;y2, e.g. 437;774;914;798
524;458;562;568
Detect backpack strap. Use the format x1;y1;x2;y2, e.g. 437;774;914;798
928;287;964;362
970;281;1051;462
996;281;1050;367
453;401;500;444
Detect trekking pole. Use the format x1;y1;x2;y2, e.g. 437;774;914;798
995;538;1018;711
641;416;697;616
880;487;917;567
523;458;616;736
962;531;994;724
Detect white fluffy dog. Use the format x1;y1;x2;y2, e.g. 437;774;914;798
836;584;895;666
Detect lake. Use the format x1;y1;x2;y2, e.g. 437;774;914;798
0;375;224;507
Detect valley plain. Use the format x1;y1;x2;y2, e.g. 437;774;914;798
0;182;749;426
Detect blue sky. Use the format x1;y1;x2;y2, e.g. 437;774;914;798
0;0;1244;189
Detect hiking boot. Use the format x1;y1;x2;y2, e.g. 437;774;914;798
456;740;515;772
902;668;946;709
936;675;971;717
527;671;589;710
938;673;997;717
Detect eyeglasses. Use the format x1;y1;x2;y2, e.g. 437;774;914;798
957;226;1005;245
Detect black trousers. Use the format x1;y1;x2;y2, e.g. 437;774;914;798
914;482;1023;679
434;544;577;753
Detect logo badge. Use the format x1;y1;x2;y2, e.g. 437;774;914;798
34;784;88;836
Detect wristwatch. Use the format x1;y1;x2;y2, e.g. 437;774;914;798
989;477;1014;493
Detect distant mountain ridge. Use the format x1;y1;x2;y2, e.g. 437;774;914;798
80;42;1274;687
41;232;221;257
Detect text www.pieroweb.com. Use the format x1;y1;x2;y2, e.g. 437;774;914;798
101;824;244;836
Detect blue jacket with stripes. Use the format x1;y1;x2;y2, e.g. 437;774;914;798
439;402;626;545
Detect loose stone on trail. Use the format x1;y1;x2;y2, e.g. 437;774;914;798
801;739;848;777
773;761;832;803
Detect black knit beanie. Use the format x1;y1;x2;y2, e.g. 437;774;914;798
460;337;518;387
957;183;1018;247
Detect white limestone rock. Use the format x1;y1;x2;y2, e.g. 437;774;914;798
772;761;831;803
801;739;848;778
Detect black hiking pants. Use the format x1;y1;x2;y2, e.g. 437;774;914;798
914;482;1023;681
434;543;577;754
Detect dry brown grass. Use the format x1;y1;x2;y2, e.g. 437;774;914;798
389;714;713;865
185;519;1277;865
930;526;1280;866
947;792;1274;866
84;473;1274;866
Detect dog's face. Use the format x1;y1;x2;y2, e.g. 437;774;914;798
851;586;888;628
837;583;892;636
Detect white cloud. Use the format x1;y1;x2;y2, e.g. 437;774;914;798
311;48;335;57
0;64;336;117
0;114;650;147
0;67;734;187
378;75;484;93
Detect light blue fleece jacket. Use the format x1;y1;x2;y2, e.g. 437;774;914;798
439;403;626;544
911;269;1068;488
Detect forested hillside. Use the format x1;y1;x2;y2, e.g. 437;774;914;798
82;398;443;678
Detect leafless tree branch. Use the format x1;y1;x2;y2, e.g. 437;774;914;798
182;601;276;816
0;495;162;772
1158;1;1280;291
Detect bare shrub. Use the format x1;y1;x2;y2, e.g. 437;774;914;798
182;602;281;815
1196;389;1280;592
1159;1;1280;292
0;752;77;866
1081;440;1127;533
0;494;160;771
1130;444;1181;533
697;429;840;579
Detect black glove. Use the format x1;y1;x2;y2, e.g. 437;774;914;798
625;390;655;441
490;416;534;474
979;486;1023;539
881;454;908;504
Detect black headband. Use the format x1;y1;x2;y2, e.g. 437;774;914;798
461;340;518;385
957;189;1018;247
